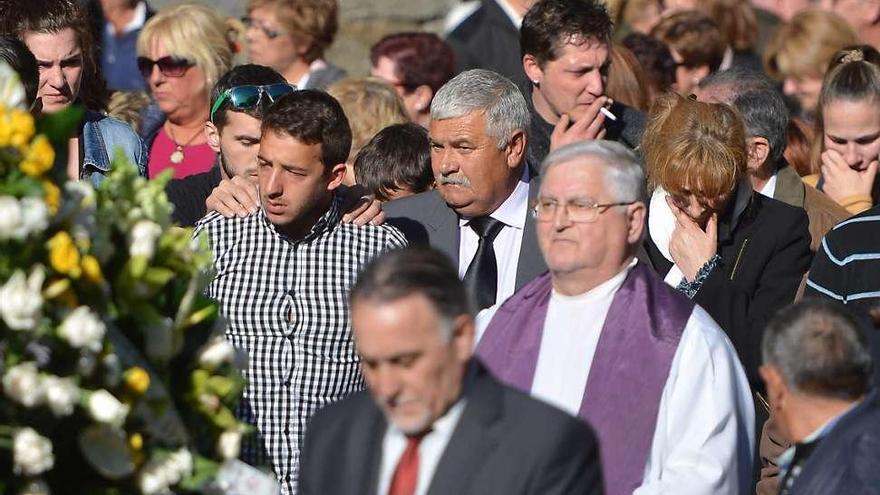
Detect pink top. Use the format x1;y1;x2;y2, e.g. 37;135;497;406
148;127;217;179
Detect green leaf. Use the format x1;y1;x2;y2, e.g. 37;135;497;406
37;105;85;144
178;454;220;491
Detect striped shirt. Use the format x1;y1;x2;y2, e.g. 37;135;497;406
805;205;880;316
195;196;407;494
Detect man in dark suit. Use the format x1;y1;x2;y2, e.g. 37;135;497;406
446;0;532;93
759;299;880;495
521;0;646;167
298;247;603;495
384;69;546;311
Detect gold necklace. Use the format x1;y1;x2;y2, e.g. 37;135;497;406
166;123;204;164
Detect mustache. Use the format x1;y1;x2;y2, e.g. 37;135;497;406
435;173;472;188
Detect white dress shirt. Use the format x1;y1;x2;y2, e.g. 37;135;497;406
476;264;756;494
758;171;778;199
458;177;529;305
376;400;467;495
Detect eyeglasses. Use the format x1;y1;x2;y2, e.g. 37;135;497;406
532;198;635;223
137;56;194;79
210;83;297;121
241;16;286;40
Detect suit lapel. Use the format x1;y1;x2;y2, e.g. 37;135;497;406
426;364;503;495
774;164;806;208
351;403;388;495
424;192;462;266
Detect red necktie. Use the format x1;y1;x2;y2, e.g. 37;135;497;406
387;433;428;495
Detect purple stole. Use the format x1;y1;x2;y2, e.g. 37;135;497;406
476;263;693;495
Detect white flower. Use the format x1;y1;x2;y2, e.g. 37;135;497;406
138;462;172;495
3;362;44;408
18;197;49;237
217;430;242;459
198;336;235;369
87;389;130;428
18;479;51;495
13;427;54;476
0;267;44;331
58;306;106;352
43;375;79;417
129;220;163;259
165;448;193;484
0;196;22;239
0;61;27;110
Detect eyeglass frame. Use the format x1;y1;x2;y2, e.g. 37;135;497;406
531;198;637;223
136;56;194;79
241;16;287;40
209;83;297;122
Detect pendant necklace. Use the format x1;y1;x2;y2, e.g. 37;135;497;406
166;122;203;165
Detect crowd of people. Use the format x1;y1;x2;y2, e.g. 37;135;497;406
3;0;880;493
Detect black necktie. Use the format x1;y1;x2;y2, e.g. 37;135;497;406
779;440;820;495
463;216;505;311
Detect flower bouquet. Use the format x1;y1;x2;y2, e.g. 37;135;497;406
0;63;249;494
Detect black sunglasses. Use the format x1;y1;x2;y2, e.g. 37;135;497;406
137;56;194;78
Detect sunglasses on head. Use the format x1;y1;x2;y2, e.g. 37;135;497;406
137;56;194;79
210;83;297;121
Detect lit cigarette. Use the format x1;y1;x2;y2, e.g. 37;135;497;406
599;106;617;121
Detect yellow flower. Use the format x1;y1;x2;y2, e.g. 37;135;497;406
48;231;81;278
129;433;145;466
20;135;54;177
9;109;35;148
42;180;60;213
81;255;103;283
123;367;150;396
0;116;11;147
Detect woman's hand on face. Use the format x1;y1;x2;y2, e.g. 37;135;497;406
666;195;718;282
821;149;879;203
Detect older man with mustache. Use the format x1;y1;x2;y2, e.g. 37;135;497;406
384;69;546;311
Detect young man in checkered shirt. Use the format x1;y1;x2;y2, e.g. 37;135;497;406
195;90;407;495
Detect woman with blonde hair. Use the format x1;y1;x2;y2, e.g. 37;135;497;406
326;77;409;185
641;93;811;383
764;9;859;120
137;3;235;179
806;45;880;214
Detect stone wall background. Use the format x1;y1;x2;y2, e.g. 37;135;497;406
148;0;462;77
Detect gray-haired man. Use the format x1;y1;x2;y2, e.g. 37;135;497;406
760;299;880;495
384;68;546;311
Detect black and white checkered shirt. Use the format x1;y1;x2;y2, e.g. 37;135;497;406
195;196;407;495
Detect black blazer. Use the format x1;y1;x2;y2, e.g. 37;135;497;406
788;392;880;495
384;183;547;291
298;361;604;495
641;192;811;385
446;0;529;93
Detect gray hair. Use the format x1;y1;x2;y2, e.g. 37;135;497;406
732;88;789;167
698;67;775;103
762;299;872;401
541;140;647;204
430;69;530;149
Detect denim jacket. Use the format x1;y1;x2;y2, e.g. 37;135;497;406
82;111;148;187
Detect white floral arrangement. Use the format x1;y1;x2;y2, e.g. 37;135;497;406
0;62;248;494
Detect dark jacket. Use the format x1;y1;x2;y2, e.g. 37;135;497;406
641;191;812;385
446;0;528;93
787;392;880;495
298;360;604;495
166;166;222;226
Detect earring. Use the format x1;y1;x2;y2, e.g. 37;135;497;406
532;80;540;87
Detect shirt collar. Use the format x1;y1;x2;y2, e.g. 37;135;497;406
458;169;530;230
294;59;328;89
106;2;148;36
261;192;341;243
551;258;636;303
494;0;524;28
777;398;863;473
758;170;779;199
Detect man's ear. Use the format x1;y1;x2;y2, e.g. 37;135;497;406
205;121;222;154
759;364;786;409
627;202;647;245
505;129;527;169
326;163;348;191
523;54;544;86
747;136;771;172
451;314;475;360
